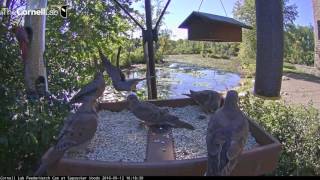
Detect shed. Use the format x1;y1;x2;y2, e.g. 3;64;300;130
179;11;252;42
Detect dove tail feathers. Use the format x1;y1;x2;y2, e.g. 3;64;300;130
167;115;195;130
177;121;195;130
34;163;48;176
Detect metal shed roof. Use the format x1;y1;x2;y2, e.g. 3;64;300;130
179;11;252;29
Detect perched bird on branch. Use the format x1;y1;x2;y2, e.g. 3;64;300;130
127;94;195;130
12;26;33;62
183;90;223;114
98;48;148;92
206;90;249;176
34;101;98;176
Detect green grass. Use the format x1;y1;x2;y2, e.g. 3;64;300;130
283;62;303;74
165;54;241;74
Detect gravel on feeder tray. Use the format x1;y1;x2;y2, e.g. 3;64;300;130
65;109;148;162
65;105;258;162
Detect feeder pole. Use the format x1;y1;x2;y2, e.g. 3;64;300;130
254;0;284;98
112;0;171;99
144;0;157;99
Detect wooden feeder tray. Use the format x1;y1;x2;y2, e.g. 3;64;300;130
179;11;252;42
42;98;281;176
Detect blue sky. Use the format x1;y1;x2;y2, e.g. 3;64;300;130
132;0;314;40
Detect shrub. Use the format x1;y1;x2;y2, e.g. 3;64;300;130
239;93;320;176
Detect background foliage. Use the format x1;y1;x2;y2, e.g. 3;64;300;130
0;0;137;175
240;93;320;176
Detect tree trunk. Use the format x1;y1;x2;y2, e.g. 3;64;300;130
116;46;122;69
254;0;284;98
24;0;48;97
312;0;320;70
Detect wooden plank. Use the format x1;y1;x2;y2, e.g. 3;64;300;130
146;127;175;162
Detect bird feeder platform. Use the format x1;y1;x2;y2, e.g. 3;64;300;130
179;11;252;42
42;98;281;176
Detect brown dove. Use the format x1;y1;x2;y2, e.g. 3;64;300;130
183;90;223;114
69;71;106;104
206;90;249;176
127;94;195;130
98;49;148;92
34;101;98;176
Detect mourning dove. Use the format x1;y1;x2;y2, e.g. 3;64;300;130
206;90;249;176
183;90;223;114
69;71;106;104
127;94;195;130
34;101;98;176
98;49;148;92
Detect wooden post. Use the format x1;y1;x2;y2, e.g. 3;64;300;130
116;46;122;68
312;0;320;70
145;0;157;99
112;0;171;99
24;0;48;97
254;0;284;98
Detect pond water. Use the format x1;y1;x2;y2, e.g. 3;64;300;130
125;62;241;99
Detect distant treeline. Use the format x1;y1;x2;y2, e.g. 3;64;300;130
151;23;315;66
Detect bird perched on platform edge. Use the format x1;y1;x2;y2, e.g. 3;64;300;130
69;69;106;105
183;90;223;114
34;99;99;176
206;90;249;176
98;48;149;92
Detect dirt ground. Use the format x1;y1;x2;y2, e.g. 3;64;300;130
281;69;320;110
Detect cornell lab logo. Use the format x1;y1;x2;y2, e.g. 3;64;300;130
52;5;68;18
56;5;68;18
59;5;68;18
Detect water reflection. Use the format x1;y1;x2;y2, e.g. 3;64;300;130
125;62;240;99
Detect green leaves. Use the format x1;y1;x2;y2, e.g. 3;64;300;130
1;0;136;174
284;25;314;66
239;93;320;175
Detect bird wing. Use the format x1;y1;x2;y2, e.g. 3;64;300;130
162;114;195;130
98;49;123;83
57;112;76;140
206;111;248;176
131;102;161;124
70;74;103;104
206;111;235;176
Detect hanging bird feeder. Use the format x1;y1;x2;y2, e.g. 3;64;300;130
179;11;252;42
